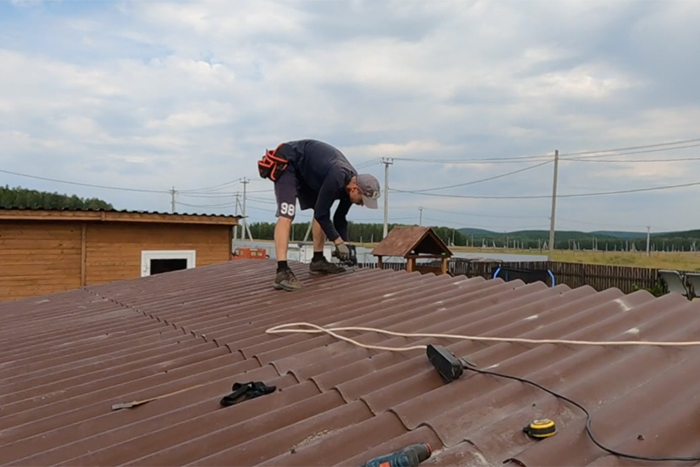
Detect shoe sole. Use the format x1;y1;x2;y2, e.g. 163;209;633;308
309;269;347;275
274;282;304;291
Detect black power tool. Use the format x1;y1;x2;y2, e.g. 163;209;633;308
332;243;358;267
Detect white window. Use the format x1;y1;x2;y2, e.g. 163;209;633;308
141;250;196;277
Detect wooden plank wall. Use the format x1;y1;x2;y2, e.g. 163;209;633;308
85;223;231;285
448;260;660;294
0;221;82;301
1;221;232;302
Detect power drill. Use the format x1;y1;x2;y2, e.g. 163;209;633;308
332;243;358;267
360;443;432;467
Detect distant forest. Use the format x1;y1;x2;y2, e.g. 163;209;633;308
248;221;467;246
248;221;700;252
457;228;700;252
2;184;698;252
0;186;113;210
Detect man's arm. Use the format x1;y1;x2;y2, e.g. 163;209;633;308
333;198;352;242
313;172;345;243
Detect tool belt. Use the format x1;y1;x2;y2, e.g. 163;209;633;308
257;144;288;181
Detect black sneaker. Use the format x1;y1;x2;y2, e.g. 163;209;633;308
309;257;347;275
274;269;304;291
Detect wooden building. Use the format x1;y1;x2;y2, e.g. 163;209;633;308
372;226;453;275
0;208;240;302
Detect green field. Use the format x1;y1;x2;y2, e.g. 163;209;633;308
453;246;700;271
357;242;700;271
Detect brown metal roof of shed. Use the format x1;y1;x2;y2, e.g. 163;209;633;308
2;260;700;466
0;207;240;225
372;226;453;258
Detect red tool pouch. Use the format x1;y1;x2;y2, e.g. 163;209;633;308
257;144;288;181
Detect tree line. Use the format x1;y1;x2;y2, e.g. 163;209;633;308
247;221;467;245
0;185;113;210
460;228;700;252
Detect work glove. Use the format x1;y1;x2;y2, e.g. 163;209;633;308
335;242;351;261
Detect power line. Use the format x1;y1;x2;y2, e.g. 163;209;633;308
391;206;547;220
0;168;172;194
393;180;700;199
177;200;237;209
388;138;700;165
178;189;273;198
392;154;551;164
355;158;383;169
393;160;551;194
178;180;239;193
565;155;700;163
558;137;700;157
421;216;549;231
561;143;700;161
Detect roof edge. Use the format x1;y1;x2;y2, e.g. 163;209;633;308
0;209;240;226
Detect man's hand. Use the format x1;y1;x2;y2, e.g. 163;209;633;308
334;242;351;261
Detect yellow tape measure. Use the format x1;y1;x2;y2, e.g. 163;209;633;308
524;418;557;438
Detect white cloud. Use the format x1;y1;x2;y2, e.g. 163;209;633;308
1;0;700;231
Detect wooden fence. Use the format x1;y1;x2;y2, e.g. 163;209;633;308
358;259;664;294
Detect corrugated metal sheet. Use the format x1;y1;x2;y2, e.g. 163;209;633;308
371;226;452;258
2;259;700;466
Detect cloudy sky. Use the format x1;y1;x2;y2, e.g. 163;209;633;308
2;0;700;234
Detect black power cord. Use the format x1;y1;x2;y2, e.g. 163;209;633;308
426;344;700;462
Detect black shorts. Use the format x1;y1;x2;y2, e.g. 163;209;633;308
274;164;317;220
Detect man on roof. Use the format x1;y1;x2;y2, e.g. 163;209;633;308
257;139;381;291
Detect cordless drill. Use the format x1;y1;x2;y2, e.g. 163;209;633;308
360;443;432;467
332;243;358;267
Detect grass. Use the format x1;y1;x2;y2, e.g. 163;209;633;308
356;242;700;271
454;247;700;271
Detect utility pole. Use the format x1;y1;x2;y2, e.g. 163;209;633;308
170;186;176;213
241;178;249;240
548;149;559;261
233;192;240;241
382;157;393;238
419;206;423;226
646;226;651;256
235;185;253;242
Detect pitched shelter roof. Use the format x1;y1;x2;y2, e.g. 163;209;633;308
0;207;240;225
1;260;700;466
371;226;453;258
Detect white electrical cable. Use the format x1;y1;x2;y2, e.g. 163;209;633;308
265;322;700;351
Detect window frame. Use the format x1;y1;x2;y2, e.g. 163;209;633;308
141;250;197;277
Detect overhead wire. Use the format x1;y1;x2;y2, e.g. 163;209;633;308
558;138;700;158
421;216;548;231
177;179;239;193
394;160;551;193
393;180;700;200
0;168;172;194
176;200;237;209
387;137;700;165
412;207;547;220
565;156;700;163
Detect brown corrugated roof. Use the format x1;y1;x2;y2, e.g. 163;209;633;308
372;226;453;258
2;260;700;466
0;207;240;225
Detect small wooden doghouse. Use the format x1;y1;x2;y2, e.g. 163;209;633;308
371;226;453;275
